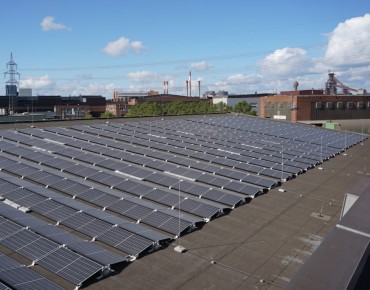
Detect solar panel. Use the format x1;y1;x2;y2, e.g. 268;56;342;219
184;183;211;197
97;226;153;256
31;224;82;245
41;158;76;170
106;199;137;213
91;193;120;207
176;199;221;220
63;165;100;178
202;189;244;207
48;179;76;192
75;188;106;201
37;247;103;286
1;230;59;261
0;253;22;270
223;181;246;192
61;212;112;237
0;265;65;290
31;199;76;222
0;219;23;240
143;210;194;235
67;241;127;265
121;203;155;221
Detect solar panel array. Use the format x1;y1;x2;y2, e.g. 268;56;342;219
0;115;366;289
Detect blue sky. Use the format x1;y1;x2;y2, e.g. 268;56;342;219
1;0;369;98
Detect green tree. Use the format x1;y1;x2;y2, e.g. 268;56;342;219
126;101;220;117
101;111;114;118
233;101;256;115
214;102;232;113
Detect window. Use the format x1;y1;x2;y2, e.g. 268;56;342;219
357;101;364;108
315;102;322;109
326;102;333;109
278;102;284;108
337;102;344;109
347;102;354;109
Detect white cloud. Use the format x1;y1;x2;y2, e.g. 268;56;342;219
18;75;117;98
75;83;116;96
102;37;145;57
312;14;370;90
190;61;213;71
127;71;161;83
324;14;370;68
259;47;310;77
20;75;54;90
130;41;145;54
210;74;265;93
41;16;69;32
45;81;116;98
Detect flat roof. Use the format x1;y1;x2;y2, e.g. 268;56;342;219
0;115;368;289
85;129;370;289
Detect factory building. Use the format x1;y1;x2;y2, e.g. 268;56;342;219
260;92;370;122
0;94;106;119
260;74;370;123
113;90;160;103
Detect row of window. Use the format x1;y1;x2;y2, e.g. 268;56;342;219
264;102;294;109
264;101;370;110
315;101;370;109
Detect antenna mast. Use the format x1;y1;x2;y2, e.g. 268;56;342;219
4;53;20;114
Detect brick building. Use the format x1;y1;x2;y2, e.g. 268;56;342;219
260;90;370;122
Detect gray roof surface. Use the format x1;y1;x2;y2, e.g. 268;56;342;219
86;131;370;290
0;115;369;290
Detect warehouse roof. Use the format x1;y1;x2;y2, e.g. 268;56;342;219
0;115;368;290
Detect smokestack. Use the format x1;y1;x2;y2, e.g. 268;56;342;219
186;80;189;96
198;80;201;98
189;71;192;97
163;81;169;94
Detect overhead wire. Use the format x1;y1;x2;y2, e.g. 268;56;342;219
13;34;370;95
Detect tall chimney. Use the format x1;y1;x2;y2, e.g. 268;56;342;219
189;71;192;97
186;80;189;97
198;80;201;98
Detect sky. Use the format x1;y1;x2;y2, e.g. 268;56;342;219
1;0;370;98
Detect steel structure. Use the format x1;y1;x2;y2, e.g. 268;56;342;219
325;72;357;95
4;53;20;114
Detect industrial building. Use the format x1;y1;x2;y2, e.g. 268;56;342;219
0;94;107;119
260;73;370;123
